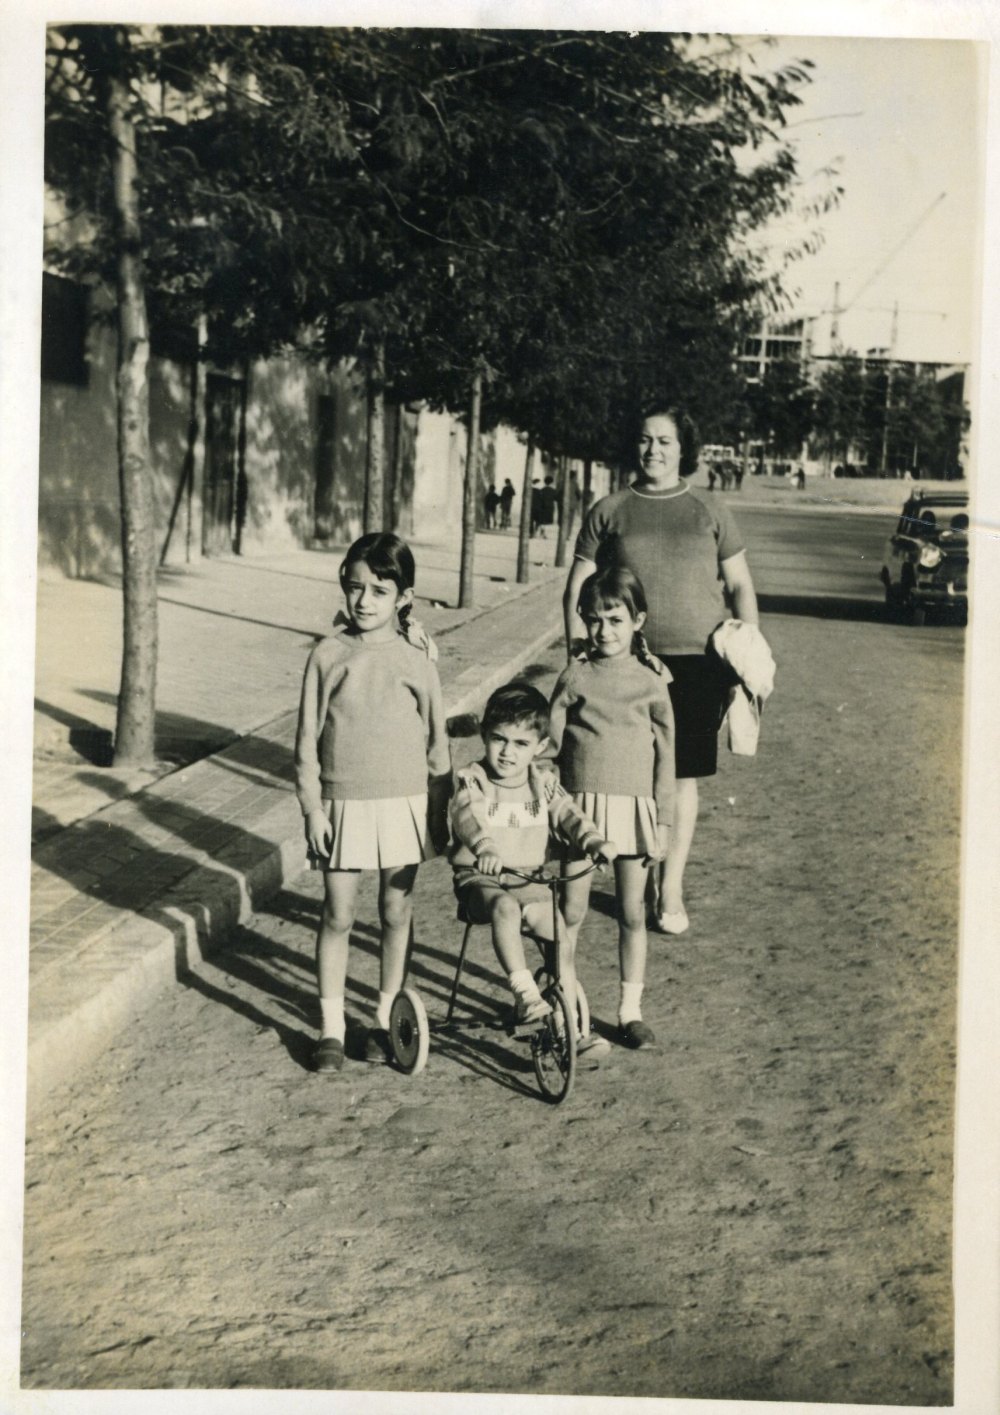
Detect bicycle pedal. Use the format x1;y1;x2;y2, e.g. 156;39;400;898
511;1018;548;1039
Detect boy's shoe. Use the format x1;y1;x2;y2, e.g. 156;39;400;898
365;1027;393;1065
657;907;689;935
620;1020;658;1050
312;1037;345;1073
577;1031;611;1063
513;994;552;1034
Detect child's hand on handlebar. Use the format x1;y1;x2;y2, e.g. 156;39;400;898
591;839;618;867
476;849;505;876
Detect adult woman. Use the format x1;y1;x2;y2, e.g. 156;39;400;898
563;406;759;934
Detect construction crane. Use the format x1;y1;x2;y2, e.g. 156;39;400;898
828;191;948;350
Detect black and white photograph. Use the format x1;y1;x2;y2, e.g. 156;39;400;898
2;1;998;1411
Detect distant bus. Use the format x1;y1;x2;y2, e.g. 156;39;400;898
701;444;736;463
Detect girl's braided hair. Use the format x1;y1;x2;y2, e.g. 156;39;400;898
339;532;415;597
338;531;436;657
577;565;663;673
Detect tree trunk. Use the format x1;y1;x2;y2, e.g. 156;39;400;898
515;438;534;585
365;339;386;533
388;403;405;533
555;456;572;569
107;33;158;767
459;368;482;608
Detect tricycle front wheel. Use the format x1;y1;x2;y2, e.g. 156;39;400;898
531;981;576;1104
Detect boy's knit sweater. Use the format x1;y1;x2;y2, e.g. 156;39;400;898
547;653;677;822
295;627;451;814
449;760;605;871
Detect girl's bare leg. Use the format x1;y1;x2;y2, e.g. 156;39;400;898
377;862;419;1002
616;856;650;985
315;871;361;1063
559;862;594;1029
317;870;361;1004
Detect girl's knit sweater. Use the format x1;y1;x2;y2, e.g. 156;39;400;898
547;653;677;822
449;760;605;871
295;627;451;814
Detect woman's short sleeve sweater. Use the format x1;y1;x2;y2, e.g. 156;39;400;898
574;484;744;654
294;629;450;813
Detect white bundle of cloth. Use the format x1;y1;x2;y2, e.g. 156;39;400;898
711;619;776;756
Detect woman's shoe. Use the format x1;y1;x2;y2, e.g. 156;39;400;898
364;1028;392;1064
577;1031;611;1062
657;907;689;935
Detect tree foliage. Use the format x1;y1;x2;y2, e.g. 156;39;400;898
811;354;967;475
46;25;816;455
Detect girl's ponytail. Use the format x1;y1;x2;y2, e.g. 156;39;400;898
397;601;439;661
633;628;664;675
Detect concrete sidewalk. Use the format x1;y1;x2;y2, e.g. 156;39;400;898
28;531;567;1113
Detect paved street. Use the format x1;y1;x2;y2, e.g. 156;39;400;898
22;574;964;1399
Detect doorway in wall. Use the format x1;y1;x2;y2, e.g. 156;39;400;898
203;373;242;556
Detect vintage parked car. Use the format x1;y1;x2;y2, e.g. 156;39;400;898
880;490;969;625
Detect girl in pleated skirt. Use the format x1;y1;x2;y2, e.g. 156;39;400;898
547;566;676;1050
295;533;451;1072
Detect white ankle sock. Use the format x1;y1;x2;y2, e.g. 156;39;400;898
619;981;643;1026
508;968;541;1001
375;990;395;1030
319;995;345;1043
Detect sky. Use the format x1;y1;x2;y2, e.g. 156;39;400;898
747;34;983;365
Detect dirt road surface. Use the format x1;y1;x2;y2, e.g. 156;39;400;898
21;608;962;1402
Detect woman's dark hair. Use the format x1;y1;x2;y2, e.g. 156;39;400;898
635;404;700;479
578;565;648;622
339;532;416;596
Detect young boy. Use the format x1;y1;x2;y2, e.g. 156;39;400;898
449;681;617;1059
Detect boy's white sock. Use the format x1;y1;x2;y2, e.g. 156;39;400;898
619;981;644;1026
319;994;345;1043
508;968;542;1001
375;990;395;1030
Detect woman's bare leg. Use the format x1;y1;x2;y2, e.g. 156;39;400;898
659;776;698;916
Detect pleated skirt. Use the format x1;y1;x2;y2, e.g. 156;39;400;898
311;794;435;871
571;792;659;857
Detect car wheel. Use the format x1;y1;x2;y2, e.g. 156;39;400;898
883;579;902;622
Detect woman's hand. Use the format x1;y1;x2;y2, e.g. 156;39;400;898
306;807;333;858
643;823;670;866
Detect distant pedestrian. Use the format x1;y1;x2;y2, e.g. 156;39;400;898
484;484;500;529
732;461;744;492
530;478;543;535
549;565;676;1051
534;475;558;538
499;477;516;529
707;464;717;492
295;532;452;1074
794;465;806;490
